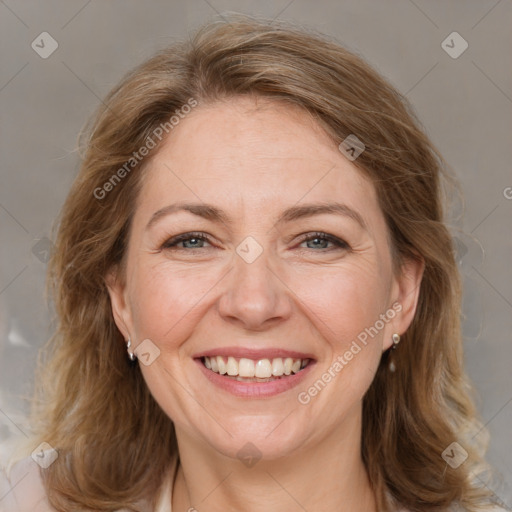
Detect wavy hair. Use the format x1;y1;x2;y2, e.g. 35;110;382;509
28;14;497;512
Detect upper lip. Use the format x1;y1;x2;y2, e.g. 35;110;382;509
193;347;316;360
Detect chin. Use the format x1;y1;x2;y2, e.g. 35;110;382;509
195;414;313;462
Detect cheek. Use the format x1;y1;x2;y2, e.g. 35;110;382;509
128;261;222;346
292;265;390;413
293;261;389;350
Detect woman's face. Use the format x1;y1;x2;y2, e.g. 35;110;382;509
108;96;422;461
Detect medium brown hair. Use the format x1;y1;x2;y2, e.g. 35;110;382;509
30;14;497;511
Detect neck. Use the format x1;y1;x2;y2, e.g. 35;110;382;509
171;406;377;512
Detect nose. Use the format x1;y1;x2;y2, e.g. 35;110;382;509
217;248;292;331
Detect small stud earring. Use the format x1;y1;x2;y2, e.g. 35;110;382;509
126;338;137;361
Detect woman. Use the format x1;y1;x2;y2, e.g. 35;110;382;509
0;14;506;512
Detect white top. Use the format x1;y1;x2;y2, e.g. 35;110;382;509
0;455;508;512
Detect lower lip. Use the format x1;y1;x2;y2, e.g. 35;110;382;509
194;358;316;398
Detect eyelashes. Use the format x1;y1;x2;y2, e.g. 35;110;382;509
160;231;350;252
299;232;350;251
161;232;213;250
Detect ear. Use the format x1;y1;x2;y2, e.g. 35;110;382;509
105;266;133;342
383;254;425;351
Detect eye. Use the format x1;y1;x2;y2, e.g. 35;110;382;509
160;231;349;252
161;232;213;250
297;232;350;251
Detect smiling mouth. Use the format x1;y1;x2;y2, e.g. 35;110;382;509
201;356;312;382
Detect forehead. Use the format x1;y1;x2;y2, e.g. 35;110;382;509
136;97;380;226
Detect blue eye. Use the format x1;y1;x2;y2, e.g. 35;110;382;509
298;232;350;251
162;232;211;250
161;231;350;252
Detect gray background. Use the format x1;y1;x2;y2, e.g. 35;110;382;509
1;0;511;507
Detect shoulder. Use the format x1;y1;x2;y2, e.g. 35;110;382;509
1;453;176;512
0;455;54;512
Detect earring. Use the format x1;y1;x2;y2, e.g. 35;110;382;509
126;338;137;361
389;333;401;372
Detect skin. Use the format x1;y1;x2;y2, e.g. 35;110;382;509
107;96;424;512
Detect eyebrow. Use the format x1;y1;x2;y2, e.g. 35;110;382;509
145;201;367;232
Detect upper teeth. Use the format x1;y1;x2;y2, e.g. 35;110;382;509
204;356;309;378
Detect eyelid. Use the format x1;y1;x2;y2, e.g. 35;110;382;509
160;231;350;252
295;231;351;250
161;231;214;249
